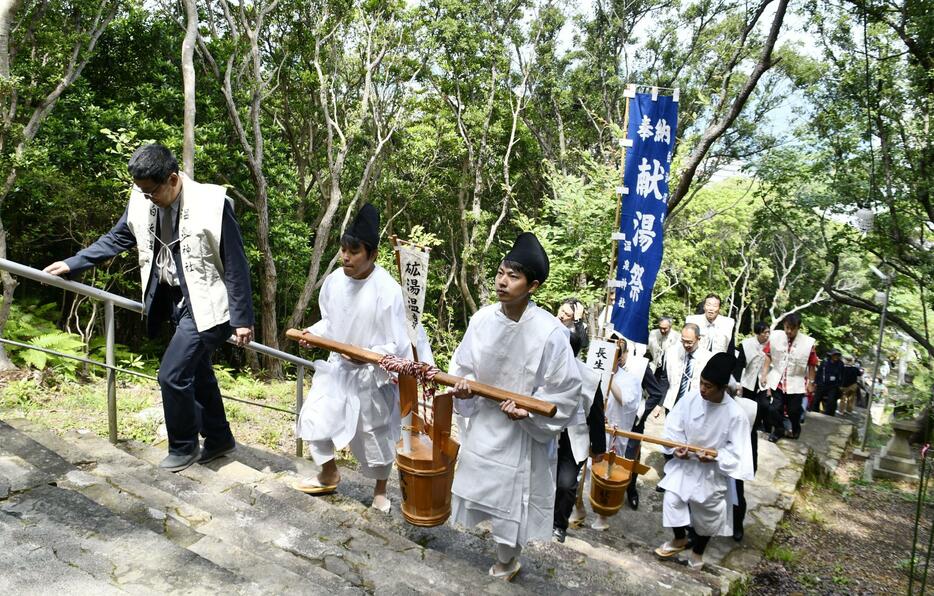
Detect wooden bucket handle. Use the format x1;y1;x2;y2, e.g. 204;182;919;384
286;328;557;417
604;425;718;459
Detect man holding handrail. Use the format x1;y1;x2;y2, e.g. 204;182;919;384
44;144;254;473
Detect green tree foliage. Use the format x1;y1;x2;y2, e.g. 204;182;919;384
1;0;927;391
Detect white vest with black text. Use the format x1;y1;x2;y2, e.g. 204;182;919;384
126;173;232;332
739;336;767;392
766;331;815;395
686;313;735;354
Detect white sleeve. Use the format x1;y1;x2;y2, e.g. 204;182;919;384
449;323;478;418
718;409;754;481
518;327;583;443
661;395;689;455
306;275;332;337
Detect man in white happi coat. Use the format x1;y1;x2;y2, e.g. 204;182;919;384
661;323;713;413
44;144;255;473
729;320;770;541
654;352;754;570
686;294;735;355
734;321;771;428
294;204;411;513
761;312;817;443
450;232;581;582
647;316;679;373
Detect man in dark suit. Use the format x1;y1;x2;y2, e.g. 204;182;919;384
44;144;254;472
815;349;845;416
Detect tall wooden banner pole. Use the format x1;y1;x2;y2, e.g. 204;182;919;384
602;84;636;338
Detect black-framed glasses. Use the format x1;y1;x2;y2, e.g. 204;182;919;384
137;180;165;201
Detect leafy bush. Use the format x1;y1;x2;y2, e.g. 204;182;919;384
3;299;159;380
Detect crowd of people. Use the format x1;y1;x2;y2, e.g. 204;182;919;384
42;143;867;582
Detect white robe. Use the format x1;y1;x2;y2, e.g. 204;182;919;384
296;265;411;475
658;389;754;536
604;367;642;455
449;303;582;548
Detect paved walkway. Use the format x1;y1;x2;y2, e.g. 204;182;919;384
0;403;856;594
563;409;855;574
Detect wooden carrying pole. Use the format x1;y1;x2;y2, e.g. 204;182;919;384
605;425;718;459
286;328;557;417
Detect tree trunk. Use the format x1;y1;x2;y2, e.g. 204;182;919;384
181;0;198;177
0;2;17;371
197;1;282;377
0;223;18;370
667;0;789;216
253;176;281;378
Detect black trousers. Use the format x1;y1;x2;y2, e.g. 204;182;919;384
769;389;804;438
554;430;585;531
733;394;760;533
674;526;710;555
817;385;841;416
747;389;769;432
159;296;234;456
624;406;653;495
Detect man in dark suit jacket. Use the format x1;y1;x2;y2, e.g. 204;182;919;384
815;349;845;416
45;144;254;472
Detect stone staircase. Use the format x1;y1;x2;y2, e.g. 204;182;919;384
0;416;749;595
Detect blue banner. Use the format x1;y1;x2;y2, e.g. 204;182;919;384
609;92;679;344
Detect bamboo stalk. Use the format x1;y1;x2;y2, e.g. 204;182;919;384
286;328;557;417
602;88;633;336
604;425;718;458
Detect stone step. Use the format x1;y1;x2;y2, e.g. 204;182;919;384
331;466;733;595
3;415;744;594
120;437;516;595
13;419;509;595
0;418;73;496
222;439;735;595
0;422;267;596
1;418;358;595
0;513;128;595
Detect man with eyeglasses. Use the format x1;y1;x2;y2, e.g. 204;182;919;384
44;143;254;473
661;323;713;413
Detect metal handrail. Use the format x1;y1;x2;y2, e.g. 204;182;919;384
0;258;314;369
0;258;145;313
0;337;297;415
0;336;157;381
0;258;313;455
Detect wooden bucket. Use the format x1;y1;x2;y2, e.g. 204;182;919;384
396;431;458;527
396;390;459;527
589;452;635;517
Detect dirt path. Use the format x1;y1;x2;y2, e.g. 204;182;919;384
749;451;930;595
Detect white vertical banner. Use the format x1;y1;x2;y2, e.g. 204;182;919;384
395;243;430;345
586;339;618;398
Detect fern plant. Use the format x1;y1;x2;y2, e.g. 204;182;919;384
17;331;87;376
